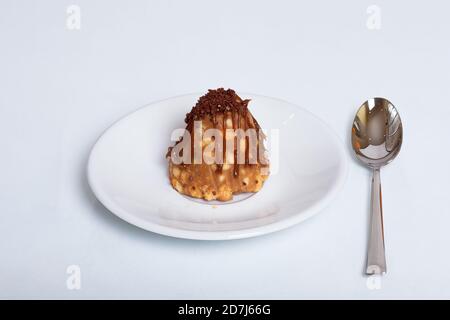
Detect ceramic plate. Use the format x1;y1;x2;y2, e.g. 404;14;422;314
88;94;347;240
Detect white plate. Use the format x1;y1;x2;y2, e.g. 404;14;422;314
88;94;347;240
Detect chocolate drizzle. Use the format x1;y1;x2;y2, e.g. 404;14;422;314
170;88;263;176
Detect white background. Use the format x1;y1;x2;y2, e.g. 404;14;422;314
1;0;450;299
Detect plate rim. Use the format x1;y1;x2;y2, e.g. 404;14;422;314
87;93;348;240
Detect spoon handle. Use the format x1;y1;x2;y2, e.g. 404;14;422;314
366;168;386;274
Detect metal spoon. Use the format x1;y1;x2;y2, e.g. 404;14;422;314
351;98;403;275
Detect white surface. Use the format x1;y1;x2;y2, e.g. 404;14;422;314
1;0;450;299
88;94;347;240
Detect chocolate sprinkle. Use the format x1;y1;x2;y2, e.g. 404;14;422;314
184;88;250;124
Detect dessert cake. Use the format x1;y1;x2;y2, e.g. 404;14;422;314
166;88;270;201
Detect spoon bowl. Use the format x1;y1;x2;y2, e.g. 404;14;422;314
352;98;403;168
